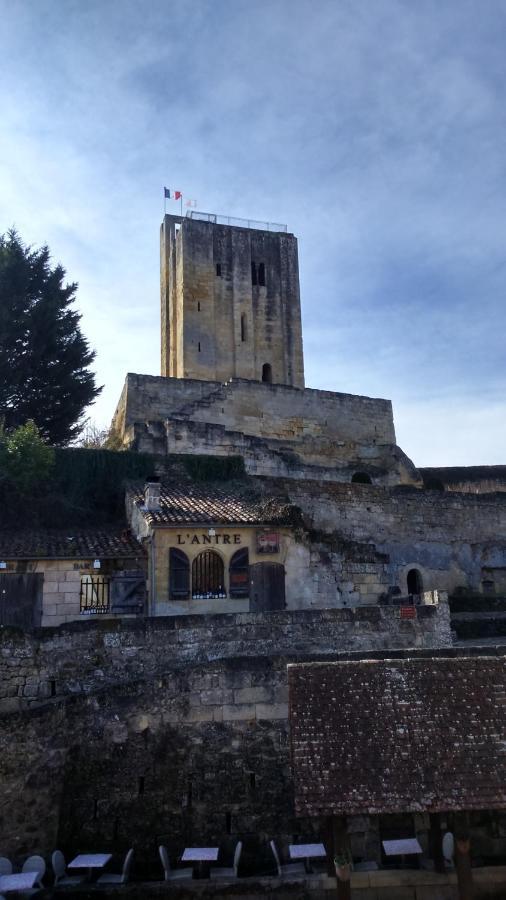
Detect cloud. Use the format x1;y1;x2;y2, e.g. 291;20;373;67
0;0;504;463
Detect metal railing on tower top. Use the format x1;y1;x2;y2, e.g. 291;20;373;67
186;210;287;232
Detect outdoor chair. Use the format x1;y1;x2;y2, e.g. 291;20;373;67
97;848;134;885
158;846;192;881
0;859;12;876
269;840;305;877
20;855;46;896
210;840;243;879
52;850;86;888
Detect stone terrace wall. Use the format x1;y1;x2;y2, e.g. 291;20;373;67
0;607;450;864
111;374;396;447
0;607;451;713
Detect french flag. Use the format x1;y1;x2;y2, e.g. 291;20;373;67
164;187;182;200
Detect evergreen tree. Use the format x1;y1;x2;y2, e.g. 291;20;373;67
0;230;102;444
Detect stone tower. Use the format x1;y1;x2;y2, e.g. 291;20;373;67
160;212;305;388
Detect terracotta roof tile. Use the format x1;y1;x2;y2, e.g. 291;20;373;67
289;656;506;817
134;483;294;526
0;529;146;559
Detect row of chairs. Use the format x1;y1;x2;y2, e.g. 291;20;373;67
0;850;133;891
0;839;313;890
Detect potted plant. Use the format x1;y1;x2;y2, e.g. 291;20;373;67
333;848;352;882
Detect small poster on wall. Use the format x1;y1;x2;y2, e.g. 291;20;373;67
256;531;280;554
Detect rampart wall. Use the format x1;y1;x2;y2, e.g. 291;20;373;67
0;607;449;862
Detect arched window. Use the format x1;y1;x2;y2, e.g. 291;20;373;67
407;568;423;596
229;549;249;598
262;363;272;383
192;550;225;599
241;314;247;342
351;472;372;484
258;262;266;286
169;548;190;600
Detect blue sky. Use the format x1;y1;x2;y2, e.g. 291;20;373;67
0;0;504;466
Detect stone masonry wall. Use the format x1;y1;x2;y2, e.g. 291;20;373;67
0;608;450;865
281;480;506;596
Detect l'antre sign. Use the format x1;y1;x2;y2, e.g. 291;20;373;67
176;533;242;546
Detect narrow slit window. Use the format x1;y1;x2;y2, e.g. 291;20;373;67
198;341;201;352
258;262;265;286
241;314;247;342
197;301;201;311
216;263;222;276
251;261;257;285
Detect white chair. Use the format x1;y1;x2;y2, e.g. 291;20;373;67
0;859;12;876
158;846;193;881
97;848;134;885
52;850;86;888
21;855;46;887
210;841;243;879
269;840;305;877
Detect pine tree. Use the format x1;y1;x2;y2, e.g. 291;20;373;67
0;230;102;444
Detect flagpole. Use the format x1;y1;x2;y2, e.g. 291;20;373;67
180;193;183;219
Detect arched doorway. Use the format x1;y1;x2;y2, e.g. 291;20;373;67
262;363;272;383
192;550;225;599
407;568;423;596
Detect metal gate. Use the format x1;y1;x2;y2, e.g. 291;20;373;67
0;573;43;629
249;562;286;612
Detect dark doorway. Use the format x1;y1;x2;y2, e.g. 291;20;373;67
407;568;423;595
351;472;372;484
0;573;43;628
250;562;285;611
169;549;190;600
229;549;249;598
192;550;225;599
262;363;272;383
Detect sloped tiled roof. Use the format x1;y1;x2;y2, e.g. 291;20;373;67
134;483;295;526
0;529;146;559
289;656;506;817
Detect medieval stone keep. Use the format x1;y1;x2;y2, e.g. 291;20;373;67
3;209;506;897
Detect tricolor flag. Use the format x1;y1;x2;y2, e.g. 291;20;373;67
164;187;182;200
185;199;197;208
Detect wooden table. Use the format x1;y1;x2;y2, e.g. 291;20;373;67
289;842;326;873
0;871;38;893
68;852;112;880
181;847;219;879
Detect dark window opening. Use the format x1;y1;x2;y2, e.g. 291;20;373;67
198;341;201;352
249;772;256;791
197;301;201;311
407;568;423;596
216;263;222;276
251;261;257;285
50;679;56;697
229;548;249;598
192;550;225;599
482;579;495;595
225;811;232;835
241;314;247;342
351;472;372;484
138;776;145;795
262;363;272;383
169;548;190;600
258;262;265;286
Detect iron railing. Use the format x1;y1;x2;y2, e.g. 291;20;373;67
80;577;110;614
186;211;287;232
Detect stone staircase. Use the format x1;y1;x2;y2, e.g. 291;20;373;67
171;382;231;421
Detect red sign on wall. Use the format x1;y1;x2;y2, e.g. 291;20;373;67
400;606;416;619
